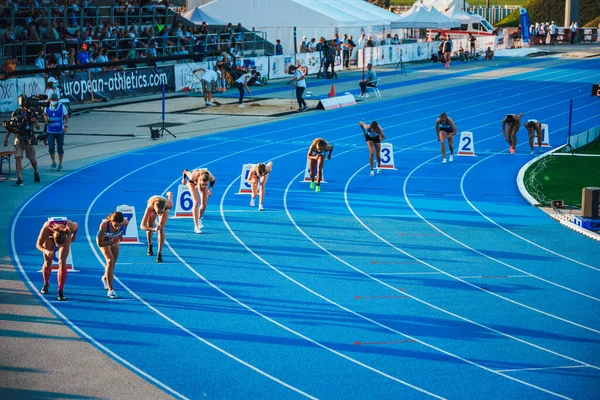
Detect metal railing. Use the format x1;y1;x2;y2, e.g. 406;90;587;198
2;31;269;67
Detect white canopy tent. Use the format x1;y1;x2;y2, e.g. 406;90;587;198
181;7;226;26
419;0;471;10
442;5;483;26
391;4;461;29
187;0;401;53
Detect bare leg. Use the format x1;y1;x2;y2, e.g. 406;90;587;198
374;143;382;168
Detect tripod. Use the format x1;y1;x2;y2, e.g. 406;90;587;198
151;85;176;140
564;99;575;154
394;57;407;76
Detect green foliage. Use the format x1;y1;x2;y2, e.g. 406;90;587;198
496;0;600;28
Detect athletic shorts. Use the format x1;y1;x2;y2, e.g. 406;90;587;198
364;134;381;144
13;143;36;159
201;79;213;93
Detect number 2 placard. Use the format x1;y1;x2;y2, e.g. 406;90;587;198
457;131;475;156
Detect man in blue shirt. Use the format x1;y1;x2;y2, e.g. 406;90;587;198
275;39;283;55
359;63;377;98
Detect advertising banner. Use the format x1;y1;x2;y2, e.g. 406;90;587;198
60;66;175;102
175;62;209;92
0;77;45;113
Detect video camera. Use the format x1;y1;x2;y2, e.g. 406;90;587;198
2;94;49;145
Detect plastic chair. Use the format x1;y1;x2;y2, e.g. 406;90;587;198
368;79;381;98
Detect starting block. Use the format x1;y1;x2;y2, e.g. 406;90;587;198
457;131;476;156
238;163;255;194
173;184;194;218
541;124;551;147
302;158;327;183
116;205;141;244
379;142;396;170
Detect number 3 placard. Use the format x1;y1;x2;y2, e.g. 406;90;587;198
379;142;396;169
174;184;194;218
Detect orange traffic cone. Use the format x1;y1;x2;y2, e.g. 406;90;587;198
328;84;336;98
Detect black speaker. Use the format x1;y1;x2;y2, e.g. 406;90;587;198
581;187;600;219
551;199;564;209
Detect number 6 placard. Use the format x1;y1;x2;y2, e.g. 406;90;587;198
174;184;194;218
457;131;476;156
379;142;396;169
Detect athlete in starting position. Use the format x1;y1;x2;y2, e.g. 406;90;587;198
307;138;334;192
360;120;385;175
502;112;523;154
36;217;78;301
140;192;173;262
524;119;543;154
247;162;273;211
97;211;128;298
435;112;457;164
182;168;216;233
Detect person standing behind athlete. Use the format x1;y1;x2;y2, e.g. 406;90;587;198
307;138;334;192
247;162;273;211
182;168;216;233
44;92;70;171
359;120;385;175
36;217;78;301
524;119;543;154
502;112;523;154
234;69;257;108
435;112;457;164
96;211;128;299
289;65;308;112
140;192;173;263
442;34;453;68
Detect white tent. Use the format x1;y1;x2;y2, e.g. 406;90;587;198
420;0;471;10
187;0;399;54
181;7;226;26
391;5;461;29
442;5;482;26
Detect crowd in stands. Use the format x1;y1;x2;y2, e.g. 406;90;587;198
0;0;257;71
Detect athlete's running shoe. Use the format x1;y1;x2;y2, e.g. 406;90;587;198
41;283;49;294
449;155;454;162
194;226;202;234
156;253;163;263
310;181;315;189
376;167;381;174
442;158;447;164
315;185;321;193
107;290;117;299
57;291;65;301
147;245;154;256
250;198;255;207
259;204;264;211
370;170;374;176
102;276;108;290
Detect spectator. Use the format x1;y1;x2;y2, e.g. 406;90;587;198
468;33;476;56
385;33;392;45
76;44;89;64
366;35;374;47
308;37;316;52
570;21;578;44
1;58;17;74
359;62;377;98
485;47;494;60
358;34;366;47
550;21;558;45
393;34;400;45
342;33;353;68
275;39;283;55
300;36;310;53
57;50;69;66
67;48;76;66
35;51;46;70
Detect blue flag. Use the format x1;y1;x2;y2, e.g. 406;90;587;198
520;8;531;43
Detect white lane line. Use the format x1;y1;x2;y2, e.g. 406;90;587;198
496;365;589;373
459;114;600;272
84;145;318;399
282;167;572;399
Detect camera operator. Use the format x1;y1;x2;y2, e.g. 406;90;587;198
44;92;70;171
3;95;42;186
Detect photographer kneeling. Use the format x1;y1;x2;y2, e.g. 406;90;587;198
3;95;42;187
44;92;69;171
